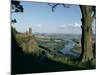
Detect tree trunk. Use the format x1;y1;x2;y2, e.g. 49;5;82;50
80;6;93;63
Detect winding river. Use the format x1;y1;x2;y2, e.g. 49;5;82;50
60;40;80;57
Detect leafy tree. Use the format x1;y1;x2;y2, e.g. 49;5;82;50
11;0;24;24
11;0;23;13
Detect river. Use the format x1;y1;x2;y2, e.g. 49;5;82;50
60;40;80;58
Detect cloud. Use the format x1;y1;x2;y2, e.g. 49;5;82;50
58;24;72;29
37;24;41;28
59;24;67;28
58;23;81;29
74;23;81;27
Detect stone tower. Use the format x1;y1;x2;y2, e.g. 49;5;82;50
29;27;32;36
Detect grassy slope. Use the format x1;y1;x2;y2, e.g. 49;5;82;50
11;28;95;74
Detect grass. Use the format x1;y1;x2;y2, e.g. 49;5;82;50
37;39;65;51
12;32;96;74
47;52;81;68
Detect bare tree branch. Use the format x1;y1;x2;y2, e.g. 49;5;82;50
48;3;69;12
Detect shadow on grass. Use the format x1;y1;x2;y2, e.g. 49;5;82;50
11;32;95;75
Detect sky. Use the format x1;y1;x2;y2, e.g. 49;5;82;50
12;1;96;34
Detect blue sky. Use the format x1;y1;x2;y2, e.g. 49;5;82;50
12;1;95;34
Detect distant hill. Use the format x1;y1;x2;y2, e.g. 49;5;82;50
34;33;81;40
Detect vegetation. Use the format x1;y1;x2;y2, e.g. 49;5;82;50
11;31;81;74
37;38;65;51
12;27;95;74
11;27;19;35
48;3;96;64
15;34;41;56
11;1;96;74
11;0;23;24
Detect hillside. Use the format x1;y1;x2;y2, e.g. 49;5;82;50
15;34;41;55
11;27;95;74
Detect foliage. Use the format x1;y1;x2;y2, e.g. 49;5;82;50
37;38;65;51
11;26;20;36
16;34;40;56
11;0;23;13
11;0;24;23
48;3;96;63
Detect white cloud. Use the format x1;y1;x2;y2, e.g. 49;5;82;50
37;24;41;28
74;23;81;27
59;24;67;28
58;24;71;29
58;23;81;29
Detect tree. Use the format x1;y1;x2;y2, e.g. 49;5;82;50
11;0;24;23
79;5;95;63
11;0;23;13
48;3;96;63
11;1;96;63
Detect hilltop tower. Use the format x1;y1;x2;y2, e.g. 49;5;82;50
29;27;32;36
